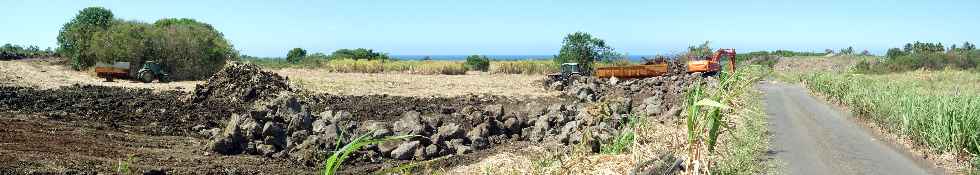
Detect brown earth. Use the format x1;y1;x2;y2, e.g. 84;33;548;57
0;60;702;174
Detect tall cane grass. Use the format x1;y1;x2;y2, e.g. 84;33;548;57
801;72;980;164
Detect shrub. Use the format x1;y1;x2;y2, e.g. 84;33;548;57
464;55;490;71
330;48;389;60
146;18;236;80
856;41;978;73
287;48;307;63
57;7;235;80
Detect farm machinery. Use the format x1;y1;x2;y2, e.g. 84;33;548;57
550;48;737;84
685;48;736;76
95;61;170;83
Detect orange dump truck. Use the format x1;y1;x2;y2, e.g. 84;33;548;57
595;62;669;79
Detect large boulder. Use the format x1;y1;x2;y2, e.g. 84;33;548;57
207;114;247;154
433;123;464;143
391;141;421;160
467;123;491;149
394;111;426;135
261;122;287;150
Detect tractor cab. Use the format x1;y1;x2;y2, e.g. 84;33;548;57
548;62;583;84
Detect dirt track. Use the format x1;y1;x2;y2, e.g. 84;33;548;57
761;82;942;175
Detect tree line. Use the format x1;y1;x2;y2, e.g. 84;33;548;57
57;7;237;80
0;43;58;60
859;41;978;73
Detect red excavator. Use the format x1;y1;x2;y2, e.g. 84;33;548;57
686;48;736;76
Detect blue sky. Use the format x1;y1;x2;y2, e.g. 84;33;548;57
2;0;978;57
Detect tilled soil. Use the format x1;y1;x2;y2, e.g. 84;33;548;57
0;85;237;136
0;113;316;174
0;62;703;174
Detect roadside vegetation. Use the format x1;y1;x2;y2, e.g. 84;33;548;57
771;41;980;172
856;41;979;73
696;64;773;174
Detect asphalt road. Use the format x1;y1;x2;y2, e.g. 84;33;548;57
761;82;941;175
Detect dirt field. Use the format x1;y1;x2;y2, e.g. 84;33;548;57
0;59;200;91
0;59;556;98
0;59;701;174
277;68;558;98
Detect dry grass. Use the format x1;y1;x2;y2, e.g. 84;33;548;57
0;59;200;91
274;68;558;97
251;59;469;75
489;60;557;74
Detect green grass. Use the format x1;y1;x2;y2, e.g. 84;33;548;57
116;154;135;174
801;70;980;170
322;134;418;175
601;114;638;154
714;65;774;174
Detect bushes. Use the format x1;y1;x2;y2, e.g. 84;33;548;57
56;7;235;80
464;55;490;71
857;41;978;74
287;48;307;63
330;48;389;60
147;18;236;80
0;44;56;60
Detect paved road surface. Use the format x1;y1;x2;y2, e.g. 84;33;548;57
761;82;941;175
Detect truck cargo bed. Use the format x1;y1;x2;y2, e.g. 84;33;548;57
595;64;669;78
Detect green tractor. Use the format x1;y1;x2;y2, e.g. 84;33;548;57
136;61;170;83
547;63;583;86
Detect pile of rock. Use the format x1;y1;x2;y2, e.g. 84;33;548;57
560;72;705;118
191;63;293;104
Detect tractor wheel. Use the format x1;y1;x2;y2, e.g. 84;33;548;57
138;70;154;83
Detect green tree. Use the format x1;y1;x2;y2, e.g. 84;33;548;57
87;20;150;64
464;55;490;71
555;32;612;73
886;48;905;59
58;7;114;70
287;48;308;63
145;18;236;80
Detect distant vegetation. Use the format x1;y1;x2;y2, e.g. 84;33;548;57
0;43;57;60
57;7;237;80
489;60;557;74
856;41;979;73
286;48;307;63
736;50;825;68
464;55;490;71
554;32;623;74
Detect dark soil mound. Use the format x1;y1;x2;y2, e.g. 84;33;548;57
0;85;236;135
191;63;293;105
